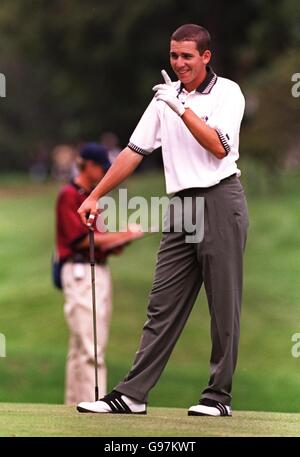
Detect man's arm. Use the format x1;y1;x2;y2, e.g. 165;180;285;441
78;146;143;225
154;70;227;159
181;109;226;159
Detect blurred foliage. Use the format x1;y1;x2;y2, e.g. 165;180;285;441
241;50;300;170
0;0;299;171
0;0;258;169
239;0;300;170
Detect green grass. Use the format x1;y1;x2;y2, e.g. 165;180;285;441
1;166;300;416
0;403;300;437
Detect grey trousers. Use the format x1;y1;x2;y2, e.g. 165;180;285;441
115;175;249;405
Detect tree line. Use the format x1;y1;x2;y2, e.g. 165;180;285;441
0;0;299;171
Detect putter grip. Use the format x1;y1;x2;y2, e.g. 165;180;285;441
88;229;95;265
87;212;96;227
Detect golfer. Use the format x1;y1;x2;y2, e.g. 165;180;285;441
76;24;248;416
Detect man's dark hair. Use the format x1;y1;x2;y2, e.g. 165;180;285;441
171;24;211;54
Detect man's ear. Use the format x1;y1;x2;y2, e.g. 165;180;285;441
202;50;211;65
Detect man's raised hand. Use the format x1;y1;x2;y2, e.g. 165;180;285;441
152;69;185;117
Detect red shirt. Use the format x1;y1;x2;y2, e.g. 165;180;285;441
56;181;107;263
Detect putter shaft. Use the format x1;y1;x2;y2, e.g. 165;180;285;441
89;229;99;401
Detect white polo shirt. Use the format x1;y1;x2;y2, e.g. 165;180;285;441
128;67;245;195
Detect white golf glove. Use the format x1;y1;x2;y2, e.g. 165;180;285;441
153;70;185;117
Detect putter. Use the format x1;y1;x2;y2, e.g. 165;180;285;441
88;228;99;401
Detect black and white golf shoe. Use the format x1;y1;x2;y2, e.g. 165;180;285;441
77;390;147;414
188;398;232;417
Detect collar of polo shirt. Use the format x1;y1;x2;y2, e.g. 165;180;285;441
179;66;217;95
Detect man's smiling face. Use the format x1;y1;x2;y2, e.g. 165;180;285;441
170;40;211;92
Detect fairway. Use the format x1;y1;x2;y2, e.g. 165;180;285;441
0;403;300;437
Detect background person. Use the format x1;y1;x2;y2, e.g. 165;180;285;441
76;24;248;417
51;144;77;182
55;142;142;404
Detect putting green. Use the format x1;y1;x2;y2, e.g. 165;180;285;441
0;403;300;437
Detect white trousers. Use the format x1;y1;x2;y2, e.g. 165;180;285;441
62;262;112;404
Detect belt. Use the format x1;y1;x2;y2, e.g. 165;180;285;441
220;173;237;183
176;174;237;197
